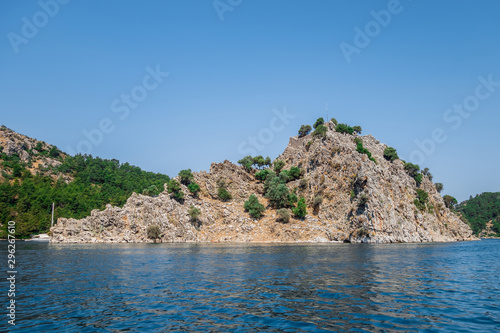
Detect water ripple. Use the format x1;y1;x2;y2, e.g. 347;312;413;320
2;240;500;332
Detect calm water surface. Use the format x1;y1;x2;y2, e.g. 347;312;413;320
2;240;499;332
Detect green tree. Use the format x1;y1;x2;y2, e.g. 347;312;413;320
414;189;429;211
218;187;232;201
289;166;302;180
435;183;443;193
1;151;167;237
273;159;285;173
12;163;23;177
298;125;312;137
287;191;298;207
355;138;376;163
142;185;158;196
255;169;272;181
167;179;184;201
264;171;296;209
34;142;44;152
414;173;423;185
330;117;338;126
313;117;325;129
266;182;290;208
263;171;277;193
443;195;457;210
335;123;354;134
238;156;254;172
312;124;327;138
421;168;433;181
178;169;194;185
253;156;266;169
188;182;200;196
49;146;61;158
383;147;399;162
352;125;362;134
455;192;500;235
279;169;291;182
264;156;272;167
244;194;266;218
293;197;307;218
404;162;420;178
189;205;201;222
492;220;500;235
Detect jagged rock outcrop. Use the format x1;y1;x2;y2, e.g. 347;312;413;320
0;125;69;181
51;121;476;243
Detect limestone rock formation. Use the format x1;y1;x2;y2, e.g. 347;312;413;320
0;125;69;181
51;121;476;243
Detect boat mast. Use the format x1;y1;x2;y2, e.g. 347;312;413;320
51;202;55;227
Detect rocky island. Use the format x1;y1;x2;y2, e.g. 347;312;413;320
48;119;475;243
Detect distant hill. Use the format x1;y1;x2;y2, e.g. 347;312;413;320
456;192;500;237
0;125;169;238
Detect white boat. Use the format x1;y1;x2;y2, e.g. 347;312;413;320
26;234;50;242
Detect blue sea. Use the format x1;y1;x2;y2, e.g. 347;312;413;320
2;239;499;332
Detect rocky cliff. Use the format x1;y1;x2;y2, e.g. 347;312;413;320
51;121;476;243
0;125;73;185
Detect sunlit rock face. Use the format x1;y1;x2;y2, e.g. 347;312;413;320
51;121;476;244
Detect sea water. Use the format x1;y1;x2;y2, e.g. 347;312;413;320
2;240;499;332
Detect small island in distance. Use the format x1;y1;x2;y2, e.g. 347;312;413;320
0;119;498;243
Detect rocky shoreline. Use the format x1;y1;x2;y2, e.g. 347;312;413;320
51;121;476;244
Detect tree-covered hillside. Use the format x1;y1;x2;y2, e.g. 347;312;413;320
0;147;169;238
456;192;500;237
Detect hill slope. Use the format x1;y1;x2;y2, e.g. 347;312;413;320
0;125;169;238
456;192;500;237
50;120;475;243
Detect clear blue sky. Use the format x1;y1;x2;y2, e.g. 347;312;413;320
1;0;499;202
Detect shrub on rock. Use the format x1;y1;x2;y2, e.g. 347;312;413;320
244;194;266;218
